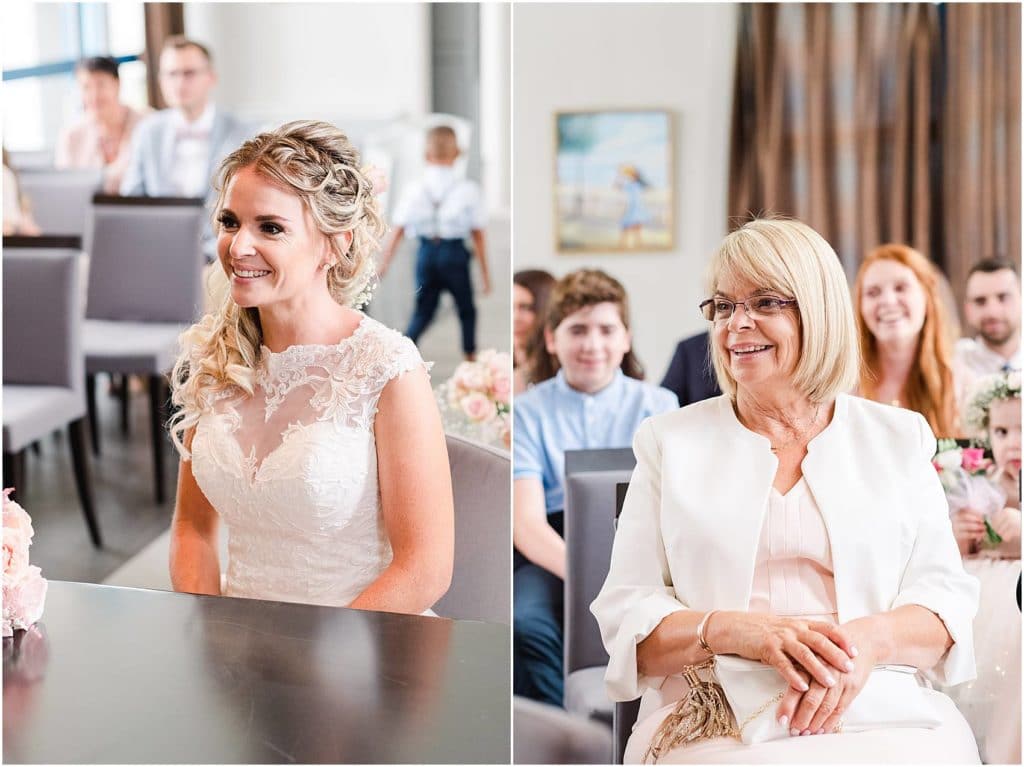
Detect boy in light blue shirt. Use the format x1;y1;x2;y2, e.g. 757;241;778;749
513;269;676;706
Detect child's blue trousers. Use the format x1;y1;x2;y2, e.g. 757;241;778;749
405;237;477;354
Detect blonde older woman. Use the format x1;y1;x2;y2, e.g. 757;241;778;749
592;218;980;763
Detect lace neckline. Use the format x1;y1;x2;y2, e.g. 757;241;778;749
257;314;370;377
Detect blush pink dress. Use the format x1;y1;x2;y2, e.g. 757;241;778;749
625;479;981;764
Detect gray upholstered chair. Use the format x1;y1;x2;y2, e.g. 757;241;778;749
563;447;636;723
514;696;613;765
2;236;101;546
83;194;206;503
17;168;103;243
432;433;511;624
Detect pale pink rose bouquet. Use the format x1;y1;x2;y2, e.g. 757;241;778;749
3;489;48;638
933;440;1005;547
438;350;512;446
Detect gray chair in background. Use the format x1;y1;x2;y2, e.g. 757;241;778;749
2;237;101;546
83;194;206;504
6;150;55;171
514;696;613;765
432;433;511;624
18;168;103;243
563;447;636;724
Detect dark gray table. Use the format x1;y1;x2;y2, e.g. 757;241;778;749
3;581;510;763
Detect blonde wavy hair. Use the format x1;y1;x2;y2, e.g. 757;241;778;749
169;120;386;457
854;243;958;437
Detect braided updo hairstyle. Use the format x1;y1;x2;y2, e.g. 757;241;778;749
169;120;386;458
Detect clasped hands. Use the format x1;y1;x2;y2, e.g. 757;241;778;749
719;613;874;738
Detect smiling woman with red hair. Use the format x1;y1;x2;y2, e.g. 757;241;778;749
854;243;960;437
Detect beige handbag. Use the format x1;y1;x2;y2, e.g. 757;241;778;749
643;656;942;762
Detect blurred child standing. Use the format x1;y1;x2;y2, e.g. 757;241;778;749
381;125;491;360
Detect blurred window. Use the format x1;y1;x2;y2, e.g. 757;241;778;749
2;2;146;153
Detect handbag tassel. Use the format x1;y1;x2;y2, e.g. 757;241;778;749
642;659;738;764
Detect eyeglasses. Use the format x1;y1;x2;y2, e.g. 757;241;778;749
699;295;798;322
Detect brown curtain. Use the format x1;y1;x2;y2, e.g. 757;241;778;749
729;3;1022;299
942;4;1022;308
142;3;185;109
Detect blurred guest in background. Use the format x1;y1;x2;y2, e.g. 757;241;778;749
55;56;144;193
2;149;41;236
660;331;721;407
513;269;555;394
121;36;250;259
854;244;960;437
513;269;676;706
954;259;1021;415
381;125;491;361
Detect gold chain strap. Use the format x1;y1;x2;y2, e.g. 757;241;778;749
737;690;785;732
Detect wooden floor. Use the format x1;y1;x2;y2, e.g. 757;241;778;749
13;214;511;587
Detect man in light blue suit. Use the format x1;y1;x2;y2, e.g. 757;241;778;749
120;36;252;260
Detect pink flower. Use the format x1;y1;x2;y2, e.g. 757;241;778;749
454;363;488;393
2;565;47;638
485;351;512;378
460;392;495;423
3;492;33;585
961;448;988;473
491;371;511;406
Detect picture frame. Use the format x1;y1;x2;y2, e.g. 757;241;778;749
554;108;674;253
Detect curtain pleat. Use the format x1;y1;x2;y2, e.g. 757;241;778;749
142;3;186;110
728;3;1020;310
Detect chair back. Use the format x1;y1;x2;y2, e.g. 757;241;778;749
564;447;636;676
432;433;511;624
18;168;103;241
85;195;205;323
613;698;642;764
2;236;84;391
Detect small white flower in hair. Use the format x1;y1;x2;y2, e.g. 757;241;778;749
362;165;388;196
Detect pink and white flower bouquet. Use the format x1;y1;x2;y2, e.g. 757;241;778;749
933;440;1005;546
3;489;47;638
438;350;512;447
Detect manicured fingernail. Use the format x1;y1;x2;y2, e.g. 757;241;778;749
801;729;810;737
825;675;836;686
799;681;809;691
850;646;859;657
778;715;789;727
790;728;800;737
844;660;855;672
816;729;824;735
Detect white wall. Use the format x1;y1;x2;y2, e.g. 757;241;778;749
513;3;738;380
184;3;430;126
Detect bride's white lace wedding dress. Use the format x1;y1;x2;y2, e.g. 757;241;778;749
189;314;427;608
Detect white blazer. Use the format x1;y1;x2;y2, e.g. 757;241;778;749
591;393;979;709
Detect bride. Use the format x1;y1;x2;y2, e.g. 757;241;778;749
168;120;454;615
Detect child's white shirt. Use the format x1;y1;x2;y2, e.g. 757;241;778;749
392;165;487;240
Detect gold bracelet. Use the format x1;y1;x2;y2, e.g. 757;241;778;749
696;609;719;656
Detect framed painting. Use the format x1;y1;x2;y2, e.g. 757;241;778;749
554;109;674;252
